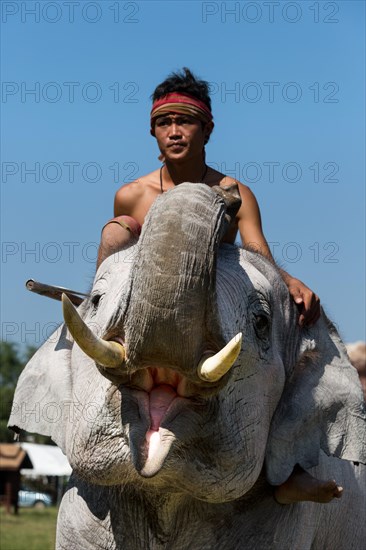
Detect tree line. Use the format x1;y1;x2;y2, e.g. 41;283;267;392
0;341;52;444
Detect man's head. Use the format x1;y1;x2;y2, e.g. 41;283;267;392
150;68;214;148
151;67;212;112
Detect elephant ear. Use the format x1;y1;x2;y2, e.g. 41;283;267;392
266;313;366;485
7;303;85;453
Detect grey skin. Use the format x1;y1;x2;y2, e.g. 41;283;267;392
9;184;366;549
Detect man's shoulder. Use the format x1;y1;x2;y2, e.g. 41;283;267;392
208;169;252;196
207;171;260;222
114;169;162;218
115;169;161;200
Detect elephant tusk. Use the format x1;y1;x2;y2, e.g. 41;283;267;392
62;293;125;368
197;333;242;382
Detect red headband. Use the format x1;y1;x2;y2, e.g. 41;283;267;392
150;92;213;124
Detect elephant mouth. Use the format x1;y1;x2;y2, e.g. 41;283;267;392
122;367;202;478
60;294;242;476
131;367;193;429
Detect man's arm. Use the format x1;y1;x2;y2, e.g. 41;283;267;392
236;184;274;261
236;184;320;327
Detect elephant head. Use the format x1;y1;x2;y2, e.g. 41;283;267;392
9;184;365;504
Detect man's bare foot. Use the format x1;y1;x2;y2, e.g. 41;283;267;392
274;469;343;504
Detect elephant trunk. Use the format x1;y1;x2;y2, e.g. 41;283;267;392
122;183;239;373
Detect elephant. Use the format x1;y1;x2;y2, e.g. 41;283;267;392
9;183;366;549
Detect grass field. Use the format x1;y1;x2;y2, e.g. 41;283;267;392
0;507;57;550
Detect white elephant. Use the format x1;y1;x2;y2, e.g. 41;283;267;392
9;184;366;549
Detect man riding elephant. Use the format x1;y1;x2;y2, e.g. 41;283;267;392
97;67;340;504
9;181;365;549
98;68;319;329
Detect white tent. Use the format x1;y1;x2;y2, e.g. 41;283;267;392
20;443;71;477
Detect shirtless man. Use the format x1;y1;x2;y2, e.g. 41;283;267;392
97;68;342;504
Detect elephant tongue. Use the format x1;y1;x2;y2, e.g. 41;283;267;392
141;385;177;476
149;384;177;431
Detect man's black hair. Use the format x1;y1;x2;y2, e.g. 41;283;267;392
151;67;212;111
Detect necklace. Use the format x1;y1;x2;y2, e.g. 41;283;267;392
160;164;208;193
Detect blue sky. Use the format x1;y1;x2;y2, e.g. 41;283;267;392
1;0;365;348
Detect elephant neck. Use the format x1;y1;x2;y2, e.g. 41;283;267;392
113;474;275;546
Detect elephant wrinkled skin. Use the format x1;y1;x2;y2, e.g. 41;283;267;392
9;184;366;549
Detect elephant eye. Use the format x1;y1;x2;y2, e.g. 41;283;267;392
91;294;102;309
254;314;270;336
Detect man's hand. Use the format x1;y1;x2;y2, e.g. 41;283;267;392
286;277;321;327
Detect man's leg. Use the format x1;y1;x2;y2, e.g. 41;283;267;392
97;216;141;269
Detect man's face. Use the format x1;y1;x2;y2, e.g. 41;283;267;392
152;113;212;163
